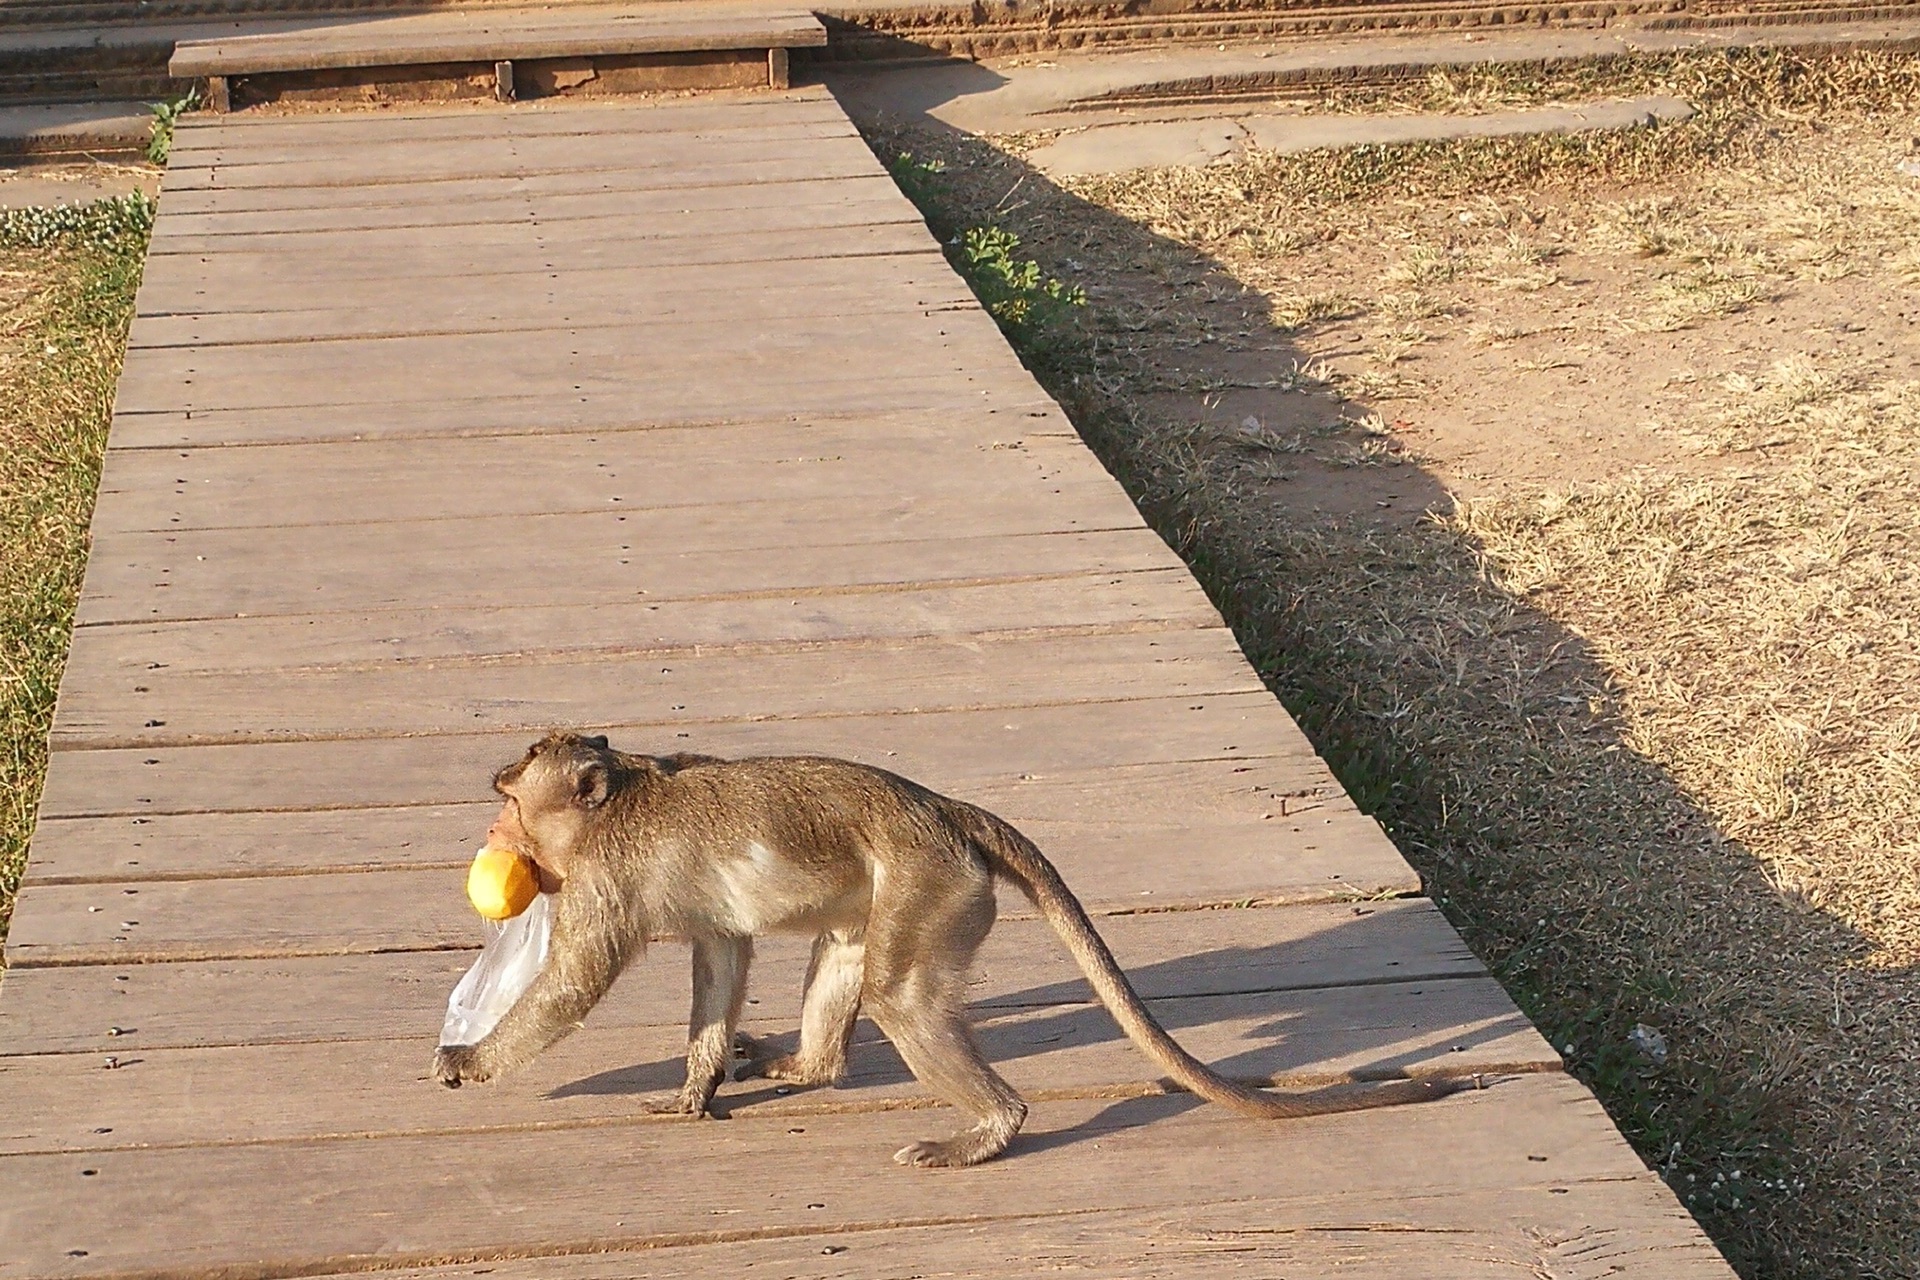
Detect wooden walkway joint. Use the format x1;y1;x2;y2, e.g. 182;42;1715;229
0;86;1737;1279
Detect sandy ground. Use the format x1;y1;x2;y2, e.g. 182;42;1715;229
0;161;160;210
849;64;1920;1277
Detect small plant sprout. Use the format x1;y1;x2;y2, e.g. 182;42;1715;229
146;89;201;166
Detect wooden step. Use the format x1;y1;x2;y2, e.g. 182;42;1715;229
167;5;829;109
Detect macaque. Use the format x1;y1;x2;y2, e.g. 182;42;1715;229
433;731;1461;1167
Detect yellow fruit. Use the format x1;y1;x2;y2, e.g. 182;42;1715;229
467;847;539;921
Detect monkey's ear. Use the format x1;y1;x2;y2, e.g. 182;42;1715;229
582;734;610;751
573;761;611;809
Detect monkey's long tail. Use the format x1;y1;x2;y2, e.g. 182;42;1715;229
960;804;1465;1119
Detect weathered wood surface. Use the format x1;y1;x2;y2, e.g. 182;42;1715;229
0;87;1732;1280
128;252;961;318
33;692;1319;816
88;421;1102;529
146;172;912;239
71;525;1176;629
107;384;1060;449
3;1076;1725;1280
147;191;923;255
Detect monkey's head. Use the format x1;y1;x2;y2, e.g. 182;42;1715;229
488;731;618;881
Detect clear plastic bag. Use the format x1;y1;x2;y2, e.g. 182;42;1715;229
439;891;553;1048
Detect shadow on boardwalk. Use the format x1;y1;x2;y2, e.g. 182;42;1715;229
552;915;1533;1087
811;88;1913;1280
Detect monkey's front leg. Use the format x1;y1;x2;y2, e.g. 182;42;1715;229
643;932;751;1116
434;871;638;1088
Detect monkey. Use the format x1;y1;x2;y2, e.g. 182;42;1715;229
432;731;1464;1168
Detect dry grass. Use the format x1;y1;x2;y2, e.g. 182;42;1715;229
859;47;1920;1279
0;202;148;943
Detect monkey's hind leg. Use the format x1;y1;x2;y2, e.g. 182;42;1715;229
863;877;1026;1168
647;932;751;1116
737;929;864;1087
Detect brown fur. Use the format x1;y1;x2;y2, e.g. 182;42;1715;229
432;731;1463;1167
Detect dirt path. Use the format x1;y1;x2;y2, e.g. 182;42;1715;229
846;50;1920;1279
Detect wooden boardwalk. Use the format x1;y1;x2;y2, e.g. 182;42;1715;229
0;89;1734;1279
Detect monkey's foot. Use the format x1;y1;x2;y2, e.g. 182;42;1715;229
637;1091;713;1118
733;1036;840;1086
894;1105;1026;1168
735;1050;805;1082
893;1137;994;1169
892;1130;1012;1169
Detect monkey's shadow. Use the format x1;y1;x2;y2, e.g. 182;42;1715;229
548;929;1514;1154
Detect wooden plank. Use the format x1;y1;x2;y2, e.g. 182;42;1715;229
72;520;1173;626
162;135;883;193
106;386;1060;450
127;252;961;327
108;311;1015;413
165;92;847;152
34;692;1321;817
6;799;1406;963
122;302;1007;364
26;802;494;883
0;1076;1724;1280
165;117;857;171
88;423;1116;532
68;563;1206;676
23;749;1338;884
107;327;1007;419
125;237;952;328
0;979;1547;1153
146;172;912;238
0;1180;1734;1280
152;158;889;217
124;225;944;320
0;899;1493;1050
111;1191;1735;1280
109;353;986;418
104;384;1062;450
52;627;1267;748
145;197;922;258
163;125;869;174
95;413;1065;524
126;280;976;349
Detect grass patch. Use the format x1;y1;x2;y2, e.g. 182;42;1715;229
0;198;150;943
891;150;1088;369
860;46;1920;1279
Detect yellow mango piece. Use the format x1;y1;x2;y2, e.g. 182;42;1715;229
467;847;539;920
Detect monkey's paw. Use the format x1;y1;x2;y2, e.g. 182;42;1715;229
734;1050;806;1083
894;1140;967;1169
894;1128;1011;1169
733;1034;836;1086
432;1044;493;1088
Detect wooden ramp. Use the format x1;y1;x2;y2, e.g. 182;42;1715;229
0;90;1735;1279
